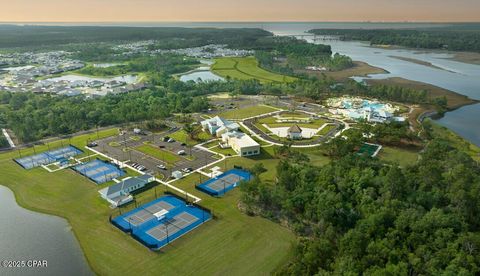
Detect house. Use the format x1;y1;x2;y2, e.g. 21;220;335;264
288;125;303;140
98;174;154;207
201;116;240;137
221;131;260;157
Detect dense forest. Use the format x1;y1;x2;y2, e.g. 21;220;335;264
242;136;480;275
0;135;8;148
0;89;209;142
0;74;440;143
253;36;353;74
0;25;271;49
309;25;480;52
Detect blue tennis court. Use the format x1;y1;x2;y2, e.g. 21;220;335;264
111;195;211;250
73;159;125;184
14;145;83;169
196;169;251;196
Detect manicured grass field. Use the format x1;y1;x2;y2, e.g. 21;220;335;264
169;129;212;146
318;124;336;135
0;128;295;275
209;145;238;156
212;57;297;83
218;105;280;120
135;144;180;164
377;146;419;167
256;113;330;131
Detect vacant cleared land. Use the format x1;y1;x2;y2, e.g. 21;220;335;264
212;57;297;83
0;128;295;276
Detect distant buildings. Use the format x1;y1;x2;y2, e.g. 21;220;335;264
0;50;145;97
327;97;406;123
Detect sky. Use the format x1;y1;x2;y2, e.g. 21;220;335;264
0;0;479;22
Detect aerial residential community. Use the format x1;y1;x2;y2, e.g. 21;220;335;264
1;2;480;276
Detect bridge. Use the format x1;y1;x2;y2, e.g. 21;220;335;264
284;34;341;42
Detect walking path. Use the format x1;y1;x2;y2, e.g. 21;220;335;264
86;145;204;203
1;129;15;148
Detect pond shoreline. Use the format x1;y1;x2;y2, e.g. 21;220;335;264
0;185;93;275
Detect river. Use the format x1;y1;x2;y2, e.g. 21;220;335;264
7;22;479;146
76;21;477;146
256;23;480;147
0;186;91;276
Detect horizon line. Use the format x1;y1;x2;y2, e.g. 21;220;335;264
1;20;480;24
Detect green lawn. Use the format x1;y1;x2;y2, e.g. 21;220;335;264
211;57;297;84
169;129;212;146
0;128;295;276
377;146;419;167
218;105;279;120
318;124;336;135
209;145;238;156
201;140;220;149
256;113;329;131
135;144;180;164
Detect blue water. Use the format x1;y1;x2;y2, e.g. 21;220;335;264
180;71;224;83
2;21;479;145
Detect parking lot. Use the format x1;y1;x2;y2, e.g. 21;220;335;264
93;130;217;180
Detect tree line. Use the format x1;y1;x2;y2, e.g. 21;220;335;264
253;36;353;75
242;138;480;275
0;89;208;142
309;26;480;52
0;25;271;49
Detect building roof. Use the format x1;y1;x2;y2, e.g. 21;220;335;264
102;174;153;197
288;125;302;133
222;131;260;148
202;116;238;129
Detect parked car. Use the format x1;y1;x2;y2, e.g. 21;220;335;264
87;142;98;147
177;150;186;155
167;138;175;143
157;164;167;170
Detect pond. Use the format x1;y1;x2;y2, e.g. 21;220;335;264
179;70;224;83
0;185;91;276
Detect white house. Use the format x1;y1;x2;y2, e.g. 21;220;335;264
287;125;303;140
201;116;240;137
221;131;260;157
98;174;154;207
